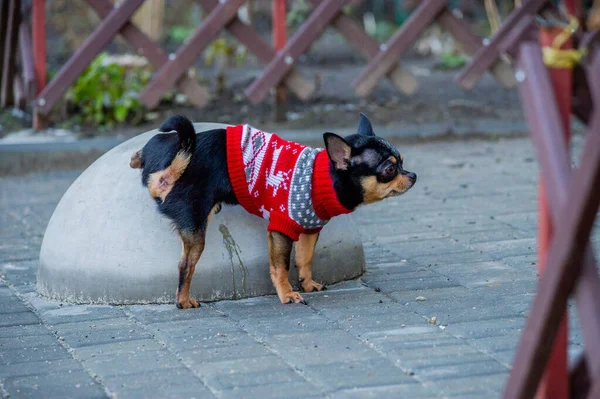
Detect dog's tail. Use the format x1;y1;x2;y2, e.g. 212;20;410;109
144;115;196;201
159;114;196;162
129;115;196;171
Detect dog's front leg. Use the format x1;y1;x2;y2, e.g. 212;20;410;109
268;231;306;304
296;233;326;292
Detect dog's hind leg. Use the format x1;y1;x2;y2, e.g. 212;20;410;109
268;231;306;305
295;233;325;292
175;230;205;309
174;204;222;309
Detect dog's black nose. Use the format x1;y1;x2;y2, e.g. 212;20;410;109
408;172;417;182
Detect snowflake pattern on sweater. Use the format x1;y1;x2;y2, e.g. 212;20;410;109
226;124;352;241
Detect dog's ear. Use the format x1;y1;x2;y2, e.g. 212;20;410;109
323;133;351;170
357;113;375;136
130;150;142;169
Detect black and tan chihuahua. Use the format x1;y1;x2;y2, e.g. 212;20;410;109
130;113;416;309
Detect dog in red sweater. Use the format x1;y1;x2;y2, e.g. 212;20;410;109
130;113;416;308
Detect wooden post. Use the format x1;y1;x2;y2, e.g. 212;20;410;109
536;15;575;399
32;0;47;130
272;0;287;122
1;0;21;108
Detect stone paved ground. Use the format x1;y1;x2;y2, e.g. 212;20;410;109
1;135;599;399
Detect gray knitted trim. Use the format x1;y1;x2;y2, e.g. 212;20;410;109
288;147;328;230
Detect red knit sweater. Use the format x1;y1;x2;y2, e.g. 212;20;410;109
226;124;352;241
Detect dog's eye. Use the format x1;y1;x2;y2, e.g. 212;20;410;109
384;164;396;176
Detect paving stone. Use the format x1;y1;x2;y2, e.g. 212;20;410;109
302;287;389;309
445;317;525;339
363;261;423;276
316;302;426;324
0;342;70;365
330;313;430;336
411;251;496;267
0;311;40;327
493;349;517;366
152;323;256;352
469;332;522;354
366;331;459;351
219;381;318;399
430;261;533;288
301;358;416;392
366;274;460;293
493;212;537;231
0;357;85;379
205;367;302;391
184;342;273;364
361;269;442;285
215;297;318;320
265;331;380;367
450;229;531;245
52;318;153;348
79;350;183;378
126;304;223;324
102;368;214;399
0;333;60;350
0;246;40;262
40;304;126;325
0;294;31;314
329;383;438;399
379;238;470;259
189;354;312;393
73;338;164;358
375;231;451;243
238;313;336;336
412;213;508;233
2;370;106;398
500;254;538;269
388;289;522;325
385;344;493;371
466;238;537;260
424;372;507;397
415;359;507;381
0;323;49;338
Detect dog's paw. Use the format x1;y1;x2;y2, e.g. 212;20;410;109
301;279;326;292
280;291;307;305
176;298;200;309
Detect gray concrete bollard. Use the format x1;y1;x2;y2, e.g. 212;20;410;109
37;123;365;304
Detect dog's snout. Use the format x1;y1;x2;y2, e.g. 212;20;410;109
407;172;417;183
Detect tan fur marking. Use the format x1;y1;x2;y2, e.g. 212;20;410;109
207;203;222;225
147;151;191;202
296;233;323;292
388;156;397;165
361;174;414;204
130;151;142;169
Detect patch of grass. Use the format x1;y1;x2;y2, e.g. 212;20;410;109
435;51;467;70
65;53;149;127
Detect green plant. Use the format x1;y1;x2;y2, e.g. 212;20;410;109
205;37;247;95
372;21;398;42
436;51;467;70
287;0;310;28
65;53;149;127
168;25;195;44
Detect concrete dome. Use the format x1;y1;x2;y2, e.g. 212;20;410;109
37;123;365;304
